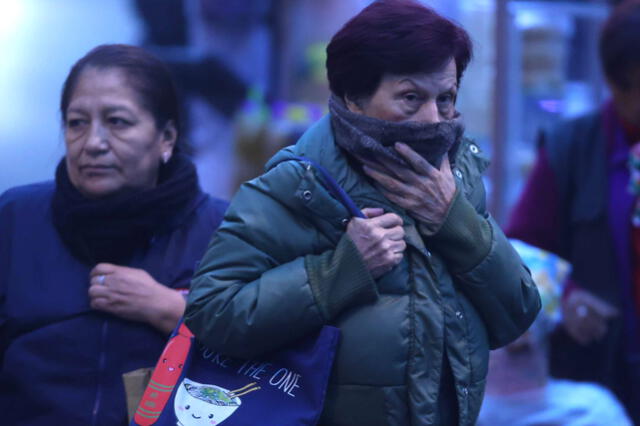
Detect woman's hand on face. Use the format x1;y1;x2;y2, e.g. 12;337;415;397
346;207;406;279
88;263;185;334
362;142;456;227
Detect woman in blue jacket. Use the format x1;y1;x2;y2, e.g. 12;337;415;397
0;44;227;425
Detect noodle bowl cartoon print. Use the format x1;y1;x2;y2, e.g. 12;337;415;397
174;378;260;425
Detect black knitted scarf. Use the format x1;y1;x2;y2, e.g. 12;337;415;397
51;153;200;265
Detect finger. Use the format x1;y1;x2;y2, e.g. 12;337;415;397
361;207;385;218
371;213;403;228
583;295;619;318
88;284;110;299
363;166;412;195
362;164;390;181
395;142;436;175
90;263;118;277
375;253;403;275
573;311;607;344
89;274;109;288
379;189;411;211
386;226;405;241
389;239;407;254
440;156;452;174
358;156;395;176
375;155;416;182
90;296;113;312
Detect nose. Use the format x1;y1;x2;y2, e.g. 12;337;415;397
84;122;109;153
414;101;441;124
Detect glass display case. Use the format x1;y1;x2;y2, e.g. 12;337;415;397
492;0;610;222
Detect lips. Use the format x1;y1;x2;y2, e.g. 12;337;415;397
80;165;116;174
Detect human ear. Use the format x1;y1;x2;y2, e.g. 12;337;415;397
344;95;365;114
160;120;177;161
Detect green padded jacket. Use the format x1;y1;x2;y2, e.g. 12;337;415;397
185;116;541;425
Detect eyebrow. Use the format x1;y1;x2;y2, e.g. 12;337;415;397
398;78;458;93
66;105;134;115
104;106;134;114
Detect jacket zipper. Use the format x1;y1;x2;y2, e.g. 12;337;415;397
91;320;109;425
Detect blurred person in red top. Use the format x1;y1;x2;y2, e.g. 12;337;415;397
507;1;640;423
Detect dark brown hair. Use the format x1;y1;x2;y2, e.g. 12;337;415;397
600;0;640;89
326;0;473;101
60;44;181;137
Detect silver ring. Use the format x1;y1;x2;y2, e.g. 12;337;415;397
98;275;105;285
576;304;588;318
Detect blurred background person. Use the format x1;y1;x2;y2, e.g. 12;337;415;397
507;1;640;423
478;241;633;426
185;1;540;425
0;44;227;425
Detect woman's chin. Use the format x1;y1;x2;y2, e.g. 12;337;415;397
75;179;124;199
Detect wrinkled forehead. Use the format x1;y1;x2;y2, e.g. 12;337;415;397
379;60;458;91
67;67;147;111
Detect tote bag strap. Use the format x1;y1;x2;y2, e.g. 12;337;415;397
134;323;193;425
293;156;365;219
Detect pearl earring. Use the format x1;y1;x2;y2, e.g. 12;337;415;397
162;152;170;164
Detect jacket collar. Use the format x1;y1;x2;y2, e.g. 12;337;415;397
266;116;413;223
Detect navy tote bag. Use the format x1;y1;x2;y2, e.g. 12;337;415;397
132;323;339;426
132;157;364;426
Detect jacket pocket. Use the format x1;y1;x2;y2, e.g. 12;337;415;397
318;384;408;426
330;295;410;386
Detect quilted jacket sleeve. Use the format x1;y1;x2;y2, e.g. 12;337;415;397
422;148;541;349
184;161;376;358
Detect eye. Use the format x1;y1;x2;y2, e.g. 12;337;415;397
67;118;86;128
178;363;183;368
162;358;167;363
437;93;455;106
185;405;190;410
208;414;214;419
108;116;132;128
402;92;420;103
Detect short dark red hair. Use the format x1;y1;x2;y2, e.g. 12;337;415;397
326;0;472;101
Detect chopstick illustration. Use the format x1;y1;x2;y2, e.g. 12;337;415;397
227;382;261;398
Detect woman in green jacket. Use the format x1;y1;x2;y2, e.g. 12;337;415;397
185;1;540;424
